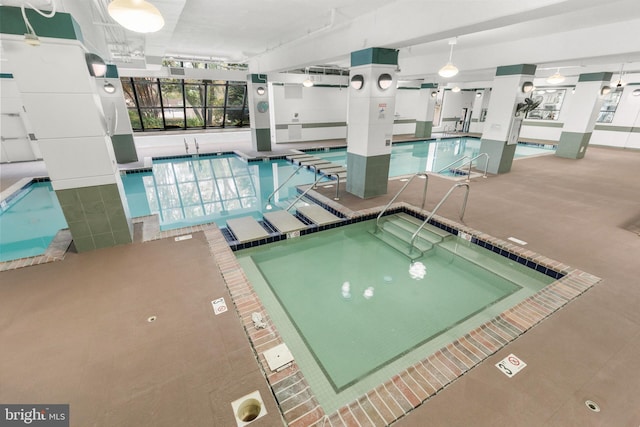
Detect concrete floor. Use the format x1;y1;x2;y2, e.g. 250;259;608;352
1;134;639;426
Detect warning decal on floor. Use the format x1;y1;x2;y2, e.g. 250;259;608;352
211;297;228;315
495;353;527;378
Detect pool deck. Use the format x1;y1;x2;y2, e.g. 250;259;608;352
1;133;639;426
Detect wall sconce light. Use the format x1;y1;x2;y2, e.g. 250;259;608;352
546;68;565;84
350;75;364;90
103;82;116;94
256;86;265;95
302;78;314;87
108;0;165;33
431;91;438;98
378;73;393;90
521;81;534;93
601;86;611;96
451;86;461;93
476;92;482;98
633;89;640;96
438;39;459;78
86;53;107;77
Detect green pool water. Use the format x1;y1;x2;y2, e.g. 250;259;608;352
237;219;554;411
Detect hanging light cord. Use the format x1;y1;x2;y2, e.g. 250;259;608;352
448;43;455;63
21;0;57;37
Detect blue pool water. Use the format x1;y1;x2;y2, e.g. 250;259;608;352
307;137;554;177
0;182;68;262
121;154;318;230
0;139;555;262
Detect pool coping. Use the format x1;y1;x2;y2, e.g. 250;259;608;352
210;198;601;426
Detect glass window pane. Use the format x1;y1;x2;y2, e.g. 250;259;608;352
226;84;246;107
526;89;565;121
597;89;622;123
160;79;183;107
128;109;142;130
186;108;205;128
140;109;163;129
206;108;224;127
133;79;160;108
207;85;226;107
242;108;250;127
225;108;244;127
185;84;205;106
121;79;136;107
163;108;184;128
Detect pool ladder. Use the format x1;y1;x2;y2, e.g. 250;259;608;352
437;153;490;180
374;177;470;260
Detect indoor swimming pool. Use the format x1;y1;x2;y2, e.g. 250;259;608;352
236;218;557;413
0;139;555;263
307;137;555;177
0;181;67;262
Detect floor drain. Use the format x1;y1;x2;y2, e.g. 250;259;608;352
147;316;157;323
585;400;600;412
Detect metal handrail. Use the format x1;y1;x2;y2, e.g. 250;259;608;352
375;172;429;232
265;164;305;210
465;153;489;179
437;156;470;174
409;182;470;251
285;174;332;212
325;172;341;201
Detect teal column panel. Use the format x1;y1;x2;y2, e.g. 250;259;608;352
346;152;390;198
479;139;517;174
252;128;271;152
556;132;592;159
111;134;138;163
415;121;433;138
55;184;132;252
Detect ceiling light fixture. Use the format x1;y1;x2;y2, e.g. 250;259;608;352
546;68;565;85
451;86;461;93
108;0;165;33
438;39;459;78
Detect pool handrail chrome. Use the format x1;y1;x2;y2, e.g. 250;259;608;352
285;174;332;212
265;164;305;210
437;156;470;174
409;182;470;252
375;172;429;232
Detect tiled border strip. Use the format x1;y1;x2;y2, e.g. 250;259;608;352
0;229;72;272
208;193;601;426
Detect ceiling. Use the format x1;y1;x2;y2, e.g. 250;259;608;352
6;0;640;85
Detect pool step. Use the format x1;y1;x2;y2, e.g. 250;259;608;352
371;213;453;260
226;217;270;243
370;227;431;261
263;210;307;234
296;205;343;226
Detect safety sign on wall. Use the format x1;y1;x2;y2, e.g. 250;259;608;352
495;353;527;378
211;297;228;315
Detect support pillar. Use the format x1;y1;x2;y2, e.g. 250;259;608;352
480;64;537;174
347;48;398;199
556;72;612;159
247;73;272;151
1;6;133;252
415;83;438;138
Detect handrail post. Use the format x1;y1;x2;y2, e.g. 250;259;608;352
375;172;429;232
409;182;470;251
265;164;305;209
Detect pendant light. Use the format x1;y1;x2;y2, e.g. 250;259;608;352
302;67;314;87
438;39;459;78
546;68;565;85
108;0;165;33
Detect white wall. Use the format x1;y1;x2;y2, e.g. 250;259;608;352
0;75;40;162
271;83;348;143
393;88;420;135
469;89;491;135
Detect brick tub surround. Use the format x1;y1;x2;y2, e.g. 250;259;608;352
205;202;600;426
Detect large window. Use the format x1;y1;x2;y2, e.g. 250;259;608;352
122;77;250;132
526;89;566;121
597;88;623;123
